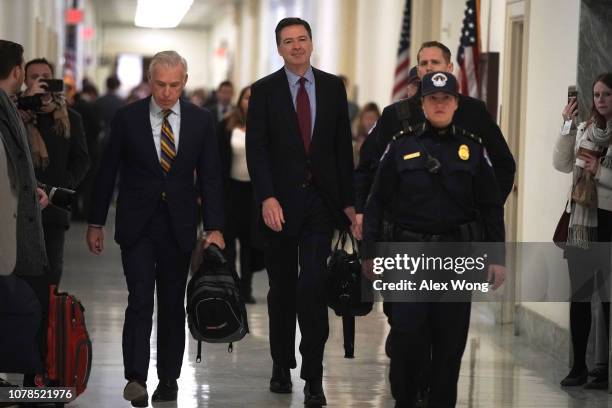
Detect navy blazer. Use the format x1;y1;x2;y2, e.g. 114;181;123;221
89;96;224;252
246;67;354;236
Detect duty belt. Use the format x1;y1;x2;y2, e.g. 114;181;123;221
393;220;481;243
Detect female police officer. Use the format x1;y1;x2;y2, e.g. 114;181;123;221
362;71;506;408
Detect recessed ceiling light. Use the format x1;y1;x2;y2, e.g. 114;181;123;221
134;0;194;28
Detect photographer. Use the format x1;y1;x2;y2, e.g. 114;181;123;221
20;58;89;286
553;73;612;389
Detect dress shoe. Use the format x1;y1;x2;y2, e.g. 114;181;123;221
304;380;327;406
583;375;608;390
270;364;292;393
560;367;588;387
152;379;178;402
123;380;148;407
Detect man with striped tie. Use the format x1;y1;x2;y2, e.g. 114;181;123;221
86;51;224;407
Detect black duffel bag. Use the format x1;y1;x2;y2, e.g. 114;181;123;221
326;230;372;358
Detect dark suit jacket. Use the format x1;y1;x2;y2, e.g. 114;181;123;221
217;119;263;246
0;90;47;276
354;93;516;212
204;102;233;130
246;67;354;236
89;96;224;252
35;108;90;228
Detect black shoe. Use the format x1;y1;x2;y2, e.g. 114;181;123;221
151;379;178;402
123;380;148;407
584;375;608;390
270;364;292;393
560;367;588;387
304;380;327;406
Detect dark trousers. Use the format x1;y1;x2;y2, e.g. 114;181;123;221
43;224;66;286
120;202;191;383
389;302;471;408
225;179;254;297
566;208;612;371
264;187;333;380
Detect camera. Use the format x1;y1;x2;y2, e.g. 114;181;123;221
17;95;43;111
41;79;64;93
17;79;64;112
40;184;75;211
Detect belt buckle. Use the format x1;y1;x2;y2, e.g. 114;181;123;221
161;192;167;201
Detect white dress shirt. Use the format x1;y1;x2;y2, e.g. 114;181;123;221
230;127;250;182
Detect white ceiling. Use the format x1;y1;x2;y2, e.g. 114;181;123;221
92;0;235;29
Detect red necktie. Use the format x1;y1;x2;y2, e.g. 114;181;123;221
296;77;311;154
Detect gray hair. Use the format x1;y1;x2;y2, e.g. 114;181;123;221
148;50;188;78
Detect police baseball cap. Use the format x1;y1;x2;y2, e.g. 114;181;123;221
421;71;459;97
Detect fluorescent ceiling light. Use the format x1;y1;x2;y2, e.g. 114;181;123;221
134;0;194;28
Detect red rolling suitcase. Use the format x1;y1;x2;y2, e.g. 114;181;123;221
39;285;92;397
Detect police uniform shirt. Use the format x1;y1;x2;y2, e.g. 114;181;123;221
354;93;516;213
363;122;504;244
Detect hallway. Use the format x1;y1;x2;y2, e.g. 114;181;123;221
5;221;612;407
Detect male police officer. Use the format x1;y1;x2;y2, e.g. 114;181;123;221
363;72;506;408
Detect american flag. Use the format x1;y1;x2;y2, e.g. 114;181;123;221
392;0;412;102
457;0;481;98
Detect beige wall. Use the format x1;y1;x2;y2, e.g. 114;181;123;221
0;0;65;69
517;0;580;329
354;0;405;108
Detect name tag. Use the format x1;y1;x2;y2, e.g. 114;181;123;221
403;152;421;160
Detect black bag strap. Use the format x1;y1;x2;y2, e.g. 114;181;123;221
333;230;359;255
394;99;413;133
196;341;202;363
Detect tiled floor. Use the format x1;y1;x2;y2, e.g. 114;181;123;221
5;221;612;407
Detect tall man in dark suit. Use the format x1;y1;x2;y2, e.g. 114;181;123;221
246;17;356;407
86;50;225;407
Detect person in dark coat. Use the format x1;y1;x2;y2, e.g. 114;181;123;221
22;58;90;286
86;50;224;406
246;17;356;407
354;41;515;240
363;72;506;408
218;84;264;303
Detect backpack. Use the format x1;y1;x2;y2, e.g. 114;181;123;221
186;244;249;362
41;285;92;397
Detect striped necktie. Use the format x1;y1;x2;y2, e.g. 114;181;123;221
160;109;176;173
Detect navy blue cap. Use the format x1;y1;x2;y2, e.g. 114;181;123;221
421;71;459;97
